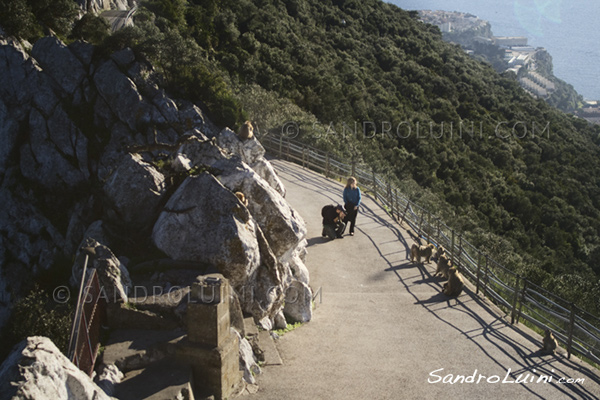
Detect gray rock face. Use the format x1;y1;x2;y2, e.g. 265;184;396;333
94;59;150;131
72;239;132;303
0;336;112;400
0;98;18;176
217;161;306;258
20;106;90;190
237;332;261;385
103;153;166;229
283;280;313;323
32;37;86;96
152;173;261;289
216;128;286;196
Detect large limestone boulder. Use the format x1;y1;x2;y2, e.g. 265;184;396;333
31;37;86;96
0;336;112;400
177;138;306;258
216;128;286;196
93;59;151;131
72;238;132;303
20;107;90;190
103;153;166;230
152;173;261;289
216;160;306;258
283;280;313;323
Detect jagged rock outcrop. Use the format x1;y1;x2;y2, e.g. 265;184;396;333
77;0;135;14
0;34;311;399
283;280;313;323
216;128;286;196
71;238;132;303
103;153;167;230
0;336;112;400
152;173;262;287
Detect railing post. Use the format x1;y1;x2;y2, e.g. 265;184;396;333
418;210;425;239
450;229;455;267
372;170;377;200
351;160;356;177
515;280;527;325
476;252;482;295
278;134;283;158
302;145;306;168
567;303;576;359
482;255;489;299
457;234;463;270
392;189;397;220
426;212;431;244
326;153;330;178
286;139;291;160
510;275;521;324
387;181;392;214
400;202;410;226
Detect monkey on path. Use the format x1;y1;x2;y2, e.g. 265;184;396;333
442;267;464;297
540;329;558;355
410;243;435;264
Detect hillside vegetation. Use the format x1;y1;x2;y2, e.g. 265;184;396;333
2;0;600;314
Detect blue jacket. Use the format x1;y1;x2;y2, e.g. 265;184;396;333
343;187;361;208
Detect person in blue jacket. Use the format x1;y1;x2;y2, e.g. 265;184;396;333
343;176;361;236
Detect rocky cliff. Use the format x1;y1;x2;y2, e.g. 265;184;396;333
0;32;310;339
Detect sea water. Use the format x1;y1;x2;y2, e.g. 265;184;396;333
388;0;600;101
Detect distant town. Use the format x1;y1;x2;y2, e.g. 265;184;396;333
418;10;600;124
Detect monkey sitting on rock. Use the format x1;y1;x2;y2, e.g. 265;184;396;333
235;191;249;206
238;121;254;141
442;267;464;297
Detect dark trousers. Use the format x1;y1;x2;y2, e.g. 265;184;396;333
323;221;346;240
344;203;358;233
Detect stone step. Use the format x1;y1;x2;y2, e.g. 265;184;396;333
102;328;185;372
243;317;259;338
107;303;181;331
114;357;194;400
258;330;283;366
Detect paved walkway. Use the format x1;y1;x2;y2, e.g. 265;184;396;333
246;159;600;400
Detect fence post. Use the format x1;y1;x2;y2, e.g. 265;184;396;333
278;134;283;158
426;212;432;244
400;202;410;226
326;153;330;178
393;189;398;220
372;170;377;200
457;234;463;270
302;145;306;168
510;275;521;324
450;229;455;267
286;139;291;160
387;181;394;217
482;255;489;299
567;303;576;359
476;252;482;295
515;280;527;325
351;160;356;178
418;210;425;239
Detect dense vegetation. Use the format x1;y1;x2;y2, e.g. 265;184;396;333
2;0;600;316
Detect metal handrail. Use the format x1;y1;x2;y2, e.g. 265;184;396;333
263;134;600;366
